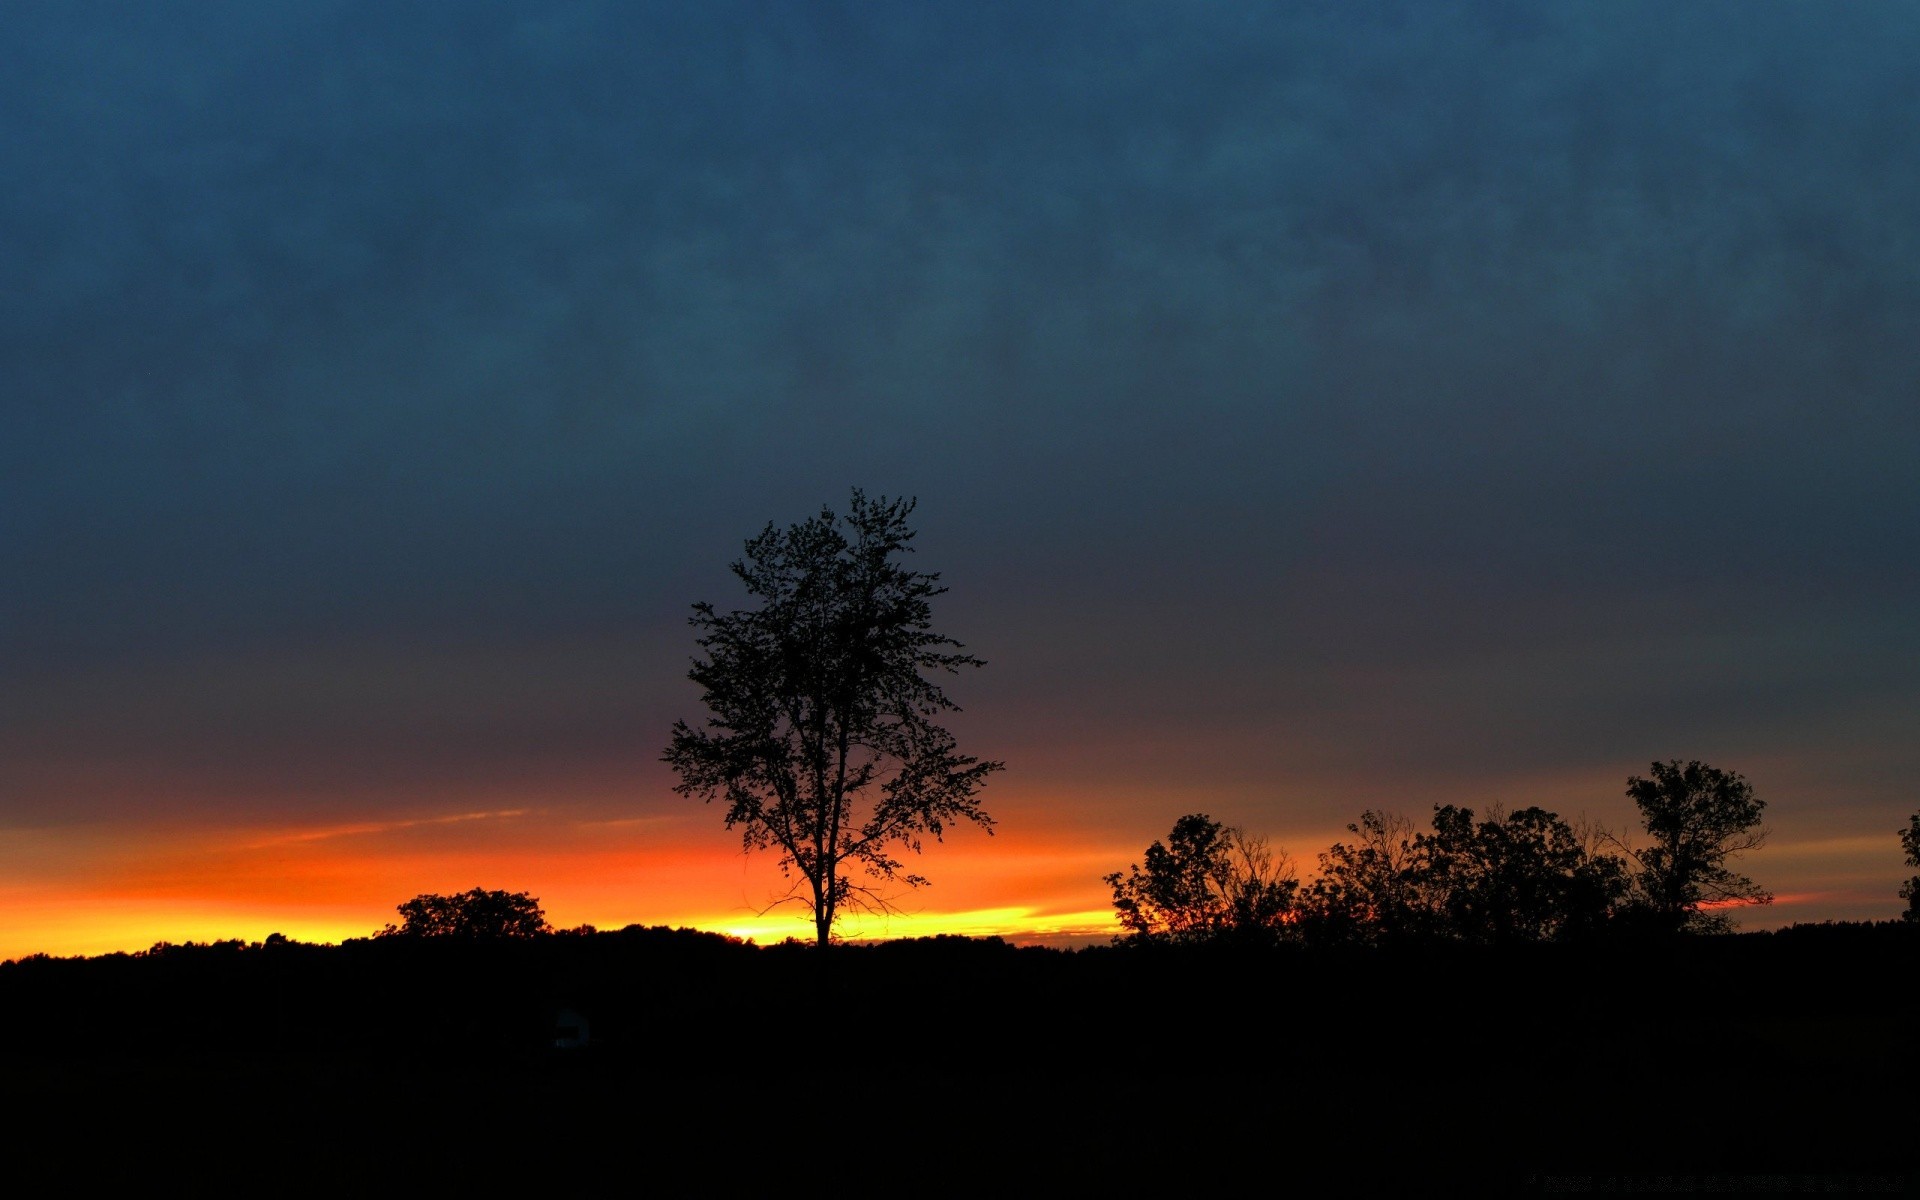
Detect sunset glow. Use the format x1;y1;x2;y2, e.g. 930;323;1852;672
7;5;1920;962
2;780;1895;962
0;793;1144;959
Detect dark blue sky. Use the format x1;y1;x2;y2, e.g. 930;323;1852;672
4;2;1918;947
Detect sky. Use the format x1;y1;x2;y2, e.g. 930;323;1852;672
4;1;1918;958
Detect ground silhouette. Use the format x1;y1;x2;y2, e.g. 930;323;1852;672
4;924;1912;1191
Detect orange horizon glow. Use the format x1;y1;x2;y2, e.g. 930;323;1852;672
6;810;1909;962
0;804;1135;961
0;897;1126;961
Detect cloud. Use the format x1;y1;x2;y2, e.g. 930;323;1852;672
4;3;1918;938
236;808;533;850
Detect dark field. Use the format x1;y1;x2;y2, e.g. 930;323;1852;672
6;924;1912;1193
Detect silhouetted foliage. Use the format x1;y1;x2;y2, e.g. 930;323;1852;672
663;491;1003;947
1901;811;1920;923
1620;760;1771;934
1298;809;1435;945
379;888;551;939
1106;813;1297;945
1299;805;1630;945
1419;805;1630;944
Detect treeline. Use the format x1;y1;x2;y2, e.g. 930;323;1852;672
1108;759;1822;948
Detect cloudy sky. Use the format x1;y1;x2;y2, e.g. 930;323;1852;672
4;1;1917;956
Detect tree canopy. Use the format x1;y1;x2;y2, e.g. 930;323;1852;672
1118;768;1775;949
664;490;1002;947
1621;759;1771;934
1106;813;1297;945
1422;805;1629;943
1296;805;1627;945
379;888;551;939
1298;809;1432;945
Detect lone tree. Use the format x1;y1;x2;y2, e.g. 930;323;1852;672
664;490;1002;947
1622;759;1771;934
379;888;551;939
1106;813;1297;946
1900;811;1920;923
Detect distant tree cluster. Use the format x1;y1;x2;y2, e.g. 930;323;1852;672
378;889;552;940
1299;804;1629;946
1104;814;1297;947
1109;760;1775;947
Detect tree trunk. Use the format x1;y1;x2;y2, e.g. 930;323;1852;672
814;869;833;949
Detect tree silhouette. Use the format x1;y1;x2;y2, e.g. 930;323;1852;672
664;491;1002;947
1900;811;1920;923
1298;810;1435;945
1299;805;1629;945
1621;760;1770;934
1418;805;1629;943
1106;813;1296;945
379;888;551;939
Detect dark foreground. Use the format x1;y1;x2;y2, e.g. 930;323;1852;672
6;924;1913;1193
